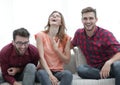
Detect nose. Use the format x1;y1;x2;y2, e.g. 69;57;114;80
20;44;26;48
86;19;91;23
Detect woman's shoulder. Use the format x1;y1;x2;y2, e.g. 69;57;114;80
64;34;71;40
35;31;47;39
36;31;46;35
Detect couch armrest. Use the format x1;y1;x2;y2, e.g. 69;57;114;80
73;47;86;67
64;51;76;74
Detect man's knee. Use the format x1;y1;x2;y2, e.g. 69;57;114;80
77;65;100;79
26;63;35;68
25;63;36;73
77;65;88;74
112;61;120;72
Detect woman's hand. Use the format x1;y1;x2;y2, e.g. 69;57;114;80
49;74;59;85
51;37;60;51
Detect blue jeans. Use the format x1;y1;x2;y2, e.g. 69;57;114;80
22;63;36;85
36;69;73;85
77;61;120;85
0;72;4;84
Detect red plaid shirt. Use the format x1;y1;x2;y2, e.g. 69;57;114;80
71;26;120;68
0;43;40;85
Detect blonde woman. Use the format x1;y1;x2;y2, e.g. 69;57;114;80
35;11;73;85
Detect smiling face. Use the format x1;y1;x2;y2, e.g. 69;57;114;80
82;12;98;31
13;35;29;55
49;12;62;26
44;11;66;41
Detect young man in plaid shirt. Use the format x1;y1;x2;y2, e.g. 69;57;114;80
71;7;120;85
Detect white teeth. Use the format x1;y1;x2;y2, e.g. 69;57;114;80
86;25;90;26
86;24;91;27
86;24;91;25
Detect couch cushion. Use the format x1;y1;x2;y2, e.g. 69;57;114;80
0;76;115;85
72;74;115;85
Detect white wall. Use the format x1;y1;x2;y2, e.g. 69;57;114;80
0;0;120;50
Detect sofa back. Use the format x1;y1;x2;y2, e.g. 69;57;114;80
73;47;86;67
64;52;76;74
64;47;86;74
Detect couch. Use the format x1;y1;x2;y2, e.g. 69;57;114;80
0;47;115;85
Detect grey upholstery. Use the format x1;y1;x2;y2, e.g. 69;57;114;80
0;47;115;85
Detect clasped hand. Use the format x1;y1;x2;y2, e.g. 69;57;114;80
7;67;19;76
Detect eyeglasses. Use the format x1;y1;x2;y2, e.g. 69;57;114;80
15;41;29;46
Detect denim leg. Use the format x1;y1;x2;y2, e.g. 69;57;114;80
77;65;101;79
54;70;73;85
22;63;36;85
0;72;5;84
111;61;120;85
36;69;52;85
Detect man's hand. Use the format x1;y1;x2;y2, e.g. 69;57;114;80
100;60;112;79
7;67;20;76
13;81;22;85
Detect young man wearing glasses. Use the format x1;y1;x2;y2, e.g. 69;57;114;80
0;28;40;85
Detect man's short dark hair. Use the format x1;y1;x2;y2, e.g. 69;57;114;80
81;7;97;18
13;28;30;40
